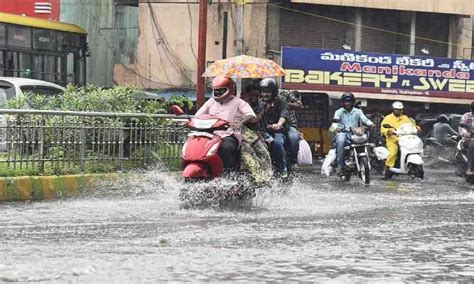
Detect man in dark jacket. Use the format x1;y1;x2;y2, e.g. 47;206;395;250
259;78;290;178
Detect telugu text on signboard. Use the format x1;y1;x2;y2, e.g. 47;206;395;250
282;47;474;99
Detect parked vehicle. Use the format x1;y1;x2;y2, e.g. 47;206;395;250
0;77;65;151
0;77;65;107
377;123;424;179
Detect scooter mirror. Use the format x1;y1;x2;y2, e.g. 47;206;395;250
383;124;393;129
171;105;185;116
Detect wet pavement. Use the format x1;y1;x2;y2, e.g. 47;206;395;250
0;166;473;282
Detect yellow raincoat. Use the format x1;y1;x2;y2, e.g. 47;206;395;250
380;113;416;167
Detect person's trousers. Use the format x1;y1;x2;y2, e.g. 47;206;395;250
287;126;300;165
269;132;287;172
336;132;350;168
385;139;399;168
218;136;239;171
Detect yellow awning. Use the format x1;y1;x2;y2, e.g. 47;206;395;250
0;12;87;35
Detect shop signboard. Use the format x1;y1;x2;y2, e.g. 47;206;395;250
282;47;474;99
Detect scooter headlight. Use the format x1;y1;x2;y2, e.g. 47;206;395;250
206;143;220;157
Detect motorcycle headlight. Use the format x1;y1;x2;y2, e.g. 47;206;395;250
206;143;220;157
354;127;364;136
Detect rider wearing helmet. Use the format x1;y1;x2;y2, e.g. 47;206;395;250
259;78;291;178
380;101;420;178
195;76;256;172
333;92;375;173
433;114;458;146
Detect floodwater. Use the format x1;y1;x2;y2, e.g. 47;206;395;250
0;166;473;282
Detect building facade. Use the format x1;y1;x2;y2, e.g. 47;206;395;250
114;0;267;90
116;0;474;88
60;0;138;87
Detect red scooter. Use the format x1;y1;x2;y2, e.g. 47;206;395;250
172;105;228;179
171;106;252;207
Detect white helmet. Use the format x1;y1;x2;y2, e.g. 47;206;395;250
392;101;404;110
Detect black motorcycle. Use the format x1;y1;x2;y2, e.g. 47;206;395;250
338;127;372;185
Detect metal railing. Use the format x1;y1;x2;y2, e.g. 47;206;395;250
0;109;189;175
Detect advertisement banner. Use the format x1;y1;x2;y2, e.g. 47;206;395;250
282;47;474;99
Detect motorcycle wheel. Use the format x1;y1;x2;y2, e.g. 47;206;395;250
358;156;371;185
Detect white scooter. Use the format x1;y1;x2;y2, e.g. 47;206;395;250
375;123;424;179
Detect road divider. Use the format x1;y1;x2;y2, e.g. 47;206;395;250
0;174;119;202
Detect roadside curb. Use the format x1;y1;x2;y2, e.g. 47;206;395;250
0;174;119;202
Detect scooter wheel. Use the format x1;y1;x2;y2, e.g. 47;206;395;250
410;164;424;179
466;175;474;184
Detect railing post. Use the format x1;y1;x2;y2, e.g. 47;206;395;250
79;126;86;173
119;125;124;171
39;117;45;174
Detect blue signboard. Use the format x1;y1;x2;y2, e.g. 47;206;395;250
282;47;474;99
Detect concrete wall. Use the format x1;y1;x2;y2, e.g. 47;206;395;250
61;0;138;87
290;0;474;15
114;2;267;89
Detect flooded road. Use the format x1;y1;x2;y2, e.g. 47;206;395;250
0;167;473;282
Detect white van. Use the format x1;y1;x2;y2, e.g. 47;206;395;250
0;77;65;151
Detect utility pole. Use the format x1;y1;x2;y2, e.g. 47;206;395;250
196;0;208;109
236;2;244;93
236;3;244;55
222;11;228;59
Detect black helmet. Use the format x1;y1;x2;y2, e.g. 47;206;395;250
437;114;449;124
340;92;355;102
260;78;278;101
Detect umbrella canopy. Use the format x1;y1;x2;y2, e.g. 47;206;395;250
202;55;285;78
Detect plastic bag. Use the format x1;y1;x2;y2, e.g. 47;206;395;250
297;139;313;165
321;149;336;177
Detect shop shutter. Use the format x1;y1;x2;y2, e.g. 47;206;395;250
279;4;349;50
361;9;409;55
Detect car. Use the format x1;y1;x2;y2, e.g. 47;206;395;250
0;77;65;108
0;77;65;151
